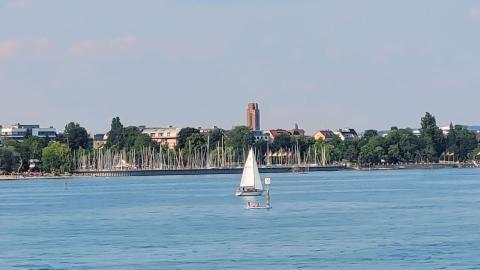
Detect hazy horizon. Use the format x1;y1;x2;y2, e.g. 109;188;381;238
1;0;479;134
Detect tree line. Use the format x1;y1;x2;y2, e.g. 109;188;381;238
1;112;479;174
327;113;480;165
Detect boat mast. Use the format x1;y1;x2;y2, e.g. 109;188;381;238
207;135;210;169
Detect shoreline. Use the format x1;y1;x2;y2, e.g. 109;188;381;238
71;165;346;178
0;175;70;181
351;163;479;171
0;163;478;181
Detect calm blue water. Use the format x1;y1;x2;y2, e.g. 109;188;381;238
1;169;480;269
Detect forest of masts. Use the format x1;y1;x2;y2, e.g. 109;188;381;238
73;143;329;171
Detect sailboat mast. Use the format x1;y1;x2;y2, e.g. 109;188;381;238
207;135;210;169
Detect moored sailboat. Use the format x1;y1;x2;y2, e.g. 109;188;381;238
235;148;264;196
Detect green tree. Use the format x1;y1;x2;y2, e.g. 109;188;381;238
292;135;315;154
358;136;385;165
470;146;480;160
384;128;420;163
207;128;225;150
225;126;254;160
107;125;159;153
446;122;456;153
124;126;143;149
452;125;478;161
327;135;346;162
420;112;445;161
384;128;400;147
56;132;66;144
387;144;401;163
177;127;200;149
4;137;45;172
133;133;160;153
0;147;15;172
186;133;207;150
363;129;379;139
111;116;123;130
22;137;46;159
107;117;125;150
254;139;269;164
64;122;89;150
398;129;421;162
343;137;361;162
41;142;71;174
272;133;293;151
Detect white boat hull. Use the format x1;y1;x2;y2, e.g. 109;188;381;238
235;188;264;197
246;205;272;210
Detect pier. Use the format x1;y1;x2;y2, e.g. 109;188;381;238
73;165;346;177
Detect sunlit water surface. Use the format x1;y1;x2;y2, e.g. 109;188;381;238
1;169;480;269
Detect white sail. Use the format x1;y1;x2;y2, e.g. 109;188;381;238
239;149;263;190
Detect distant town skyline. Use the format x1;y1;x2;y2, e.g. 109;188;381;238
1;1;479;133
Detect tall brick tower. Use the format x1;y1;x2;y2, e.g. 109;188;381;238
246;103;260;130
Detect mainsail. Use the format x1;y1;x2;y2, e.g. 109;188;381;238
239;149;263;190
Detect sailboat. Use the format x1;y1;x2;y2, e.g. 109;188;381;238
235;148;264;196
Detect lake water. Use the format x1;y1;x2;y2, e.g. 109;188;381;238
1;169;480;269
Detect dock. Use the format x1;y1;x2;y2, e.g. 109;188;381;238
73;165;346;177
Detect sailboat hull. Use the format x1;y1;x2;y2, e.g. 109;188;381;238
246;206;272;210
235;187;264;196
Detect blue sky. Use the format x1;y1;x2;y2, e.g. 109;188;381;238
0;0;479;134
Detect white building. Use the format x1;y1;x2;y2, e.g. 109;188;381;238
334;129;358;141
32;127;57;139
1;126;28;140
93;133;108;149
0;123;57;141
